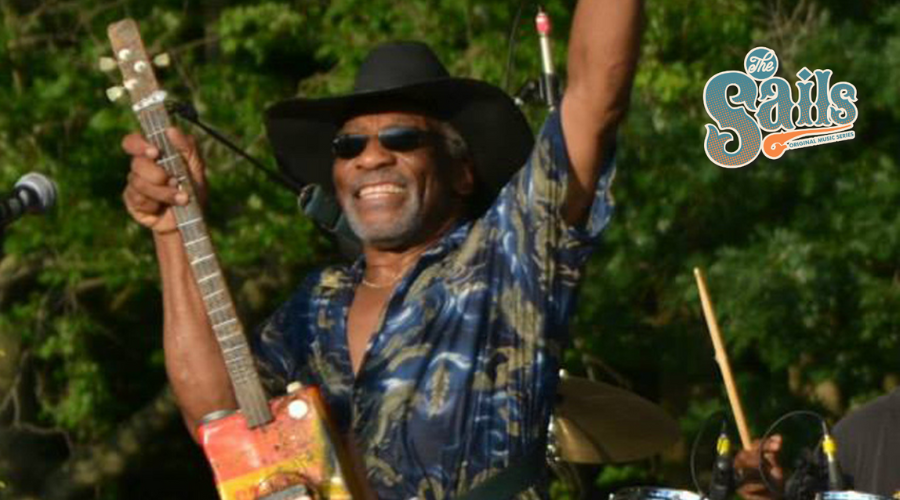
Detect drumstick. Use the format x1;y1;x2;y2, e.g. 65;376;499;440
694;267;753;450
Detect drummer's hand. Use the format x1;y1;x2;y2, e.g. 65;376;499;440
735;435;784;500
121;128;207;235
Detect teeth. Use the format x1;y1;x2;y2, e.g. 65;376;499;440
359;184;405;198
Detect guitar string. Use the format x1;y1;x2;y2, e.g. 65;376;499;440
142;104;261;386
142;108;225;335
122;49;268;419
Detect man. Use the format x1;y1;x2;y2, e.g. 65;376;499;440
736;388;900;500
120;1;641;498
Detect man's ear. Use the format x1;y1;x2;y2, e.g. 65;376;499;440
453;160;476;197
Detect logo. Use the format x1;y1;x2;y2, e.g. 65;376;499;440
703;47;858;168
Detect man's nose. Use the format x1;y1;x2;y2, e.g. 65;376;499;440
354;136;394;169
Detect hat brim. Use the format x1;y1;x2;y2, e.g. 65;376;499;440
264;77;534;201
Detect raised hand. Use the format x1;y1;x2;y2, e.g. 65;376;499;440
121;128;206;235
735;435;785;500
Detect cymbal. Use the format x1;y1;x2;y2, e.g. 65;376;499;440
552;376;680;464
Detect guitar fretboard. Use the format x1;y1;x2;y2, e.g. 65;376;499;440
138;102;272;428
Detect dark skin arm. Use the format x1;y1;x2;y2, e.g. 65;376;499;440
121;129;237;439
561;0;643;225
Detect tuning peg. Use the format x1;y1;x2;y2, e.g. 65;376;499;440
106;86;125;102
117;48;132;61
98;57;117;72
124;79;137;91
153;53;171;68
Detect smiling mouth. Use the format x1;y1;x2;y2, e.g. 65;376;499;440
356;183;407;200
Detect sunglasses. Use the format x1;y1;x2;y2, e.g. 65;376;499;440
332;126;440;160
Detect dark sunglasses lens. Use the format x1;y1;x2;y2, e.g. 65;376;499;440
333;134;367;159
379;127;427;152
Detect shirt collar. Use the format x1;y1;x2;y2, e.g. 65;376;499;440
332;219;473;290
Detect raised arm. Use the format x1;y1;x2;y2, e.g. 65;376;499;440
121;129;237;438
561;0;642;225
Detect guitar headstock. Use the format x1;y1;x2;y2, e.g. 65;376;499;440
103;19;170;108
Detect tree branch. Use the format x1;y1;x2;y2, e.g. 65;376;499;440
0;255;44;309
40;387;179;500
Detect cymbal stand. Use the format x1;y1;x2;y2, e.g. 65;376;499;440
546;417;584;499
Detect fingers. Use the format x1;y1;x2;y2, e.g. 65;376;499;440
734;435;785;500
735;436;782;468
123;186;162;217
165;127;194;154
126;169;188;207
762;435;784;481
762;435;782;461
735;450;758;470
121;128;207;218
737;482;778;500
122;132;159;159
166;128;206;187
122;128;204;185
735;439;765;469
763;435;783;453
123;150;189;220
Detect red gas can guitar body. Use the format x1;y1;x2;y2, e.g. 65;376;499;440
198;385;367;500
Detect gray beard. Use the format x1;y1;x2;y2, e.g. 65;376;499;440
342;193;424;249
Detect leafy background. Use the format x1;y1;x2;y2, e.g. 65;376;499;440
0;0;897;498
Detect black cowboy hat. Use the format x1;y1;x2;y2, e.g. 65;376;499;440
264;41;534;203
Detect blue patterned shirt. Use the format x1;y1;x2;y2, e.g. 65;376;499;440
253;111;615;499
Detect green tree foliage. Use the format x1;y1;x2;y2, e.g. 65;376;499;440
0;0;897;498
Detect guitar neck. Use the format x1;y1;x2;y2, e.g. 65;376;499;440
143;107;272;427
109;18;272;428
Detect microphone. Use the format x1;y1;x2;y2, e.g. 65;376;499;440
708;426;735;500
535;6;561;111
821;424;844;491
0;173;58;228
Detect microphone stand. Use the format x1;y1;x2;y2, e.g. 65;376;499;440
513;7;563;111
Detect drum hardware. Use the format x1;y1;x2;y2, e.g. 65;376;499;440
609;487;705;500
572;337;632;390
606;484;895;500
817;492;894;500
551;375;680;464
546;417;584;498
546;373;679;499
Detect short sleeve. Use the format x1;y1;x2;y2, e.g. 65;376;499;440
473;108;616;311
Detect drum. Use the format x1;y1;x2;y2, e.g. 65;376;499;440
610;487;705;500
817;492;894;500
